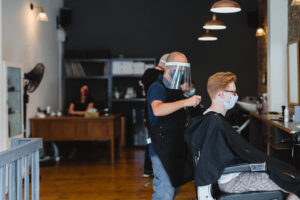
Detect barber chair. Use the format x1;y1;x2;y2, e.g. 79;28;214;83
197;163;284;200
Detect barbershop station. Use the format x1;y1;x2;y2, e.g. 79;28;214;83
1;0;300;200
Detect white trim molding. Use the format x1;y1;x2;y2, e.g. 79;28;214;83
0;61;8;152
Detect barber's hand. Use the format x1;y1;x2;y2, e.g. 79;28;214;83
184;95;201;107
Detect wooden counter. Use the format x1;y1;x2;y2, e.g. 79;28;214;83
250;112;300;133
250;112;300;169
249;112;300;154
30;115;122;164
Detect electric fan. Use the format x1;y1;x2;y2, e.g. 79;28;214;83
23;63;45;137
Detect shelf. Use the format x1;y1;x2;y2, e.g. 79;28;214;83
112;98;145;102
66;76;108;80
8;90;20;93
64;59;110;62
112;75;143;78
9;112;20;115
111;58;156;62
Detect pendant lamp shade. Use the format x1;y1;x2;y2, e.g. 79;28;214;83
203;15;226;30
211;0;241;13
291;0;300;6
198;30;218;41
36;9;48;21
30;3;48;22
256;28;266;37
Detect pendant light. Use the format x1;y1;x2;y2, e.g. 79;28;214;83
203;15;226;30
198;30;218;41
291;0;300;6
211;0;241;13
255;28;266;37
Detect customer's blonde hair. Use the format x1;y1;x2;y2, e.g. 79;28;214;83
207;72;237;99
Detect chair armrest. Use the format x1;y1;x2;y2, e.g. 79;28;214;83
197;185;215;200
223;162;266;174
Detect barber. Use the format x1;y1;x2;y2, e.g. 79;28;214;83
147;52;201;200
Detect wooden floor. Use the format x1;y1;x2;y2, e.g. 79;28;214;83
40;148;195;200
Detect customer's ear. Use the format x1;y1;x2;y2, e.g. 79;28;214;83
218;91;225;98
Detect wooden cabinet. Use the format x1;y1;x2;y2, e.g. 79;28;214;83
249;112;300;168
30;115;122;164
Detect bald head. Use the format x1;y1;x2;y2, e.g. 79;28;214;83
166;52;188;63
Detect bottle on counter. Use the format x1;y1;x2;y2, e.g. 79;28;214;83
282;105;286;118
284;106;289;123
256;97;263;114
262;93;268;114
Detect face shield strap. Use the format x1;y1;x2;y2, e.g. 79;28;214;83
165;62;191;67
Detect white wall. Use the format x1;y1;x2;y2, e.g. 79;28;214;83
0;0;63;150
267;0;288;112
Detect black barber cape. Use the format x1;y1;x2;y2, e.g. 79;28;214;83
185;111;300;197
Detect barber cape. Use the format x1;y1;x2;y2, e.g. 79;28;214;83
185;111;300;197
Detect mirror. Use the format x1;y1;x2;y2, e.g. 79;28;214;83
287;40;300;105
7;66;23;137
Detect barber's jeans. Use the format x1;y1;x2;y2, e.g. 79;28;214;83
150;147;180;200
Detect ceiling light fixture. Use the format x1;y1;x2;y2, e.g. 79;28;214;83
30;3;48;22
211;0;241;13
198;30;218;41
256;28;266;37
203;15;226;30
291;0;300;6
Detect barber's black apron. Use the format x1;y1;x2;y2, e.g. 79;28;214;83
149;79;188;187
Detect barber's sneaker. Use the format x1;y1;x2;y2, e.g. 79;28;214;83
143;169;153;178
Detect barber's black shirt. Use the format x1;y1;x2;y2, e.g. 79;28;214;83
71;97;93;111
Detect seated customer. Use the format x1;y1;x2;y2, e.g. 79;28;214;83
68;85;94;116
187;72;300;200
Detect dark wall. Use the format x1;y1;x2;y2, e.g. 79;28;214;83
64;0;258;107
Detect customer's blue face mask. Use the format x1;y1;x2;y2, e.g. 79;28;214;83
224;95;238;110
186;88;195;97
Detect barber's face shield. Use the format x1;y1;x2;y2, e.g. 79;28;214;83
163;62;191;90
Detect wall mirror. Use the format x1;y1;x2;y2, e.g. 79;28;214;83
287;40;300;105
7;66;23;138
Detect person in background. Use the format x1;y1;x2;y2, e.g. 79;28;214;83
187;72;300;200
141;53;169;178
68;85;94;116
66;85;94;159
148;52;201;200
